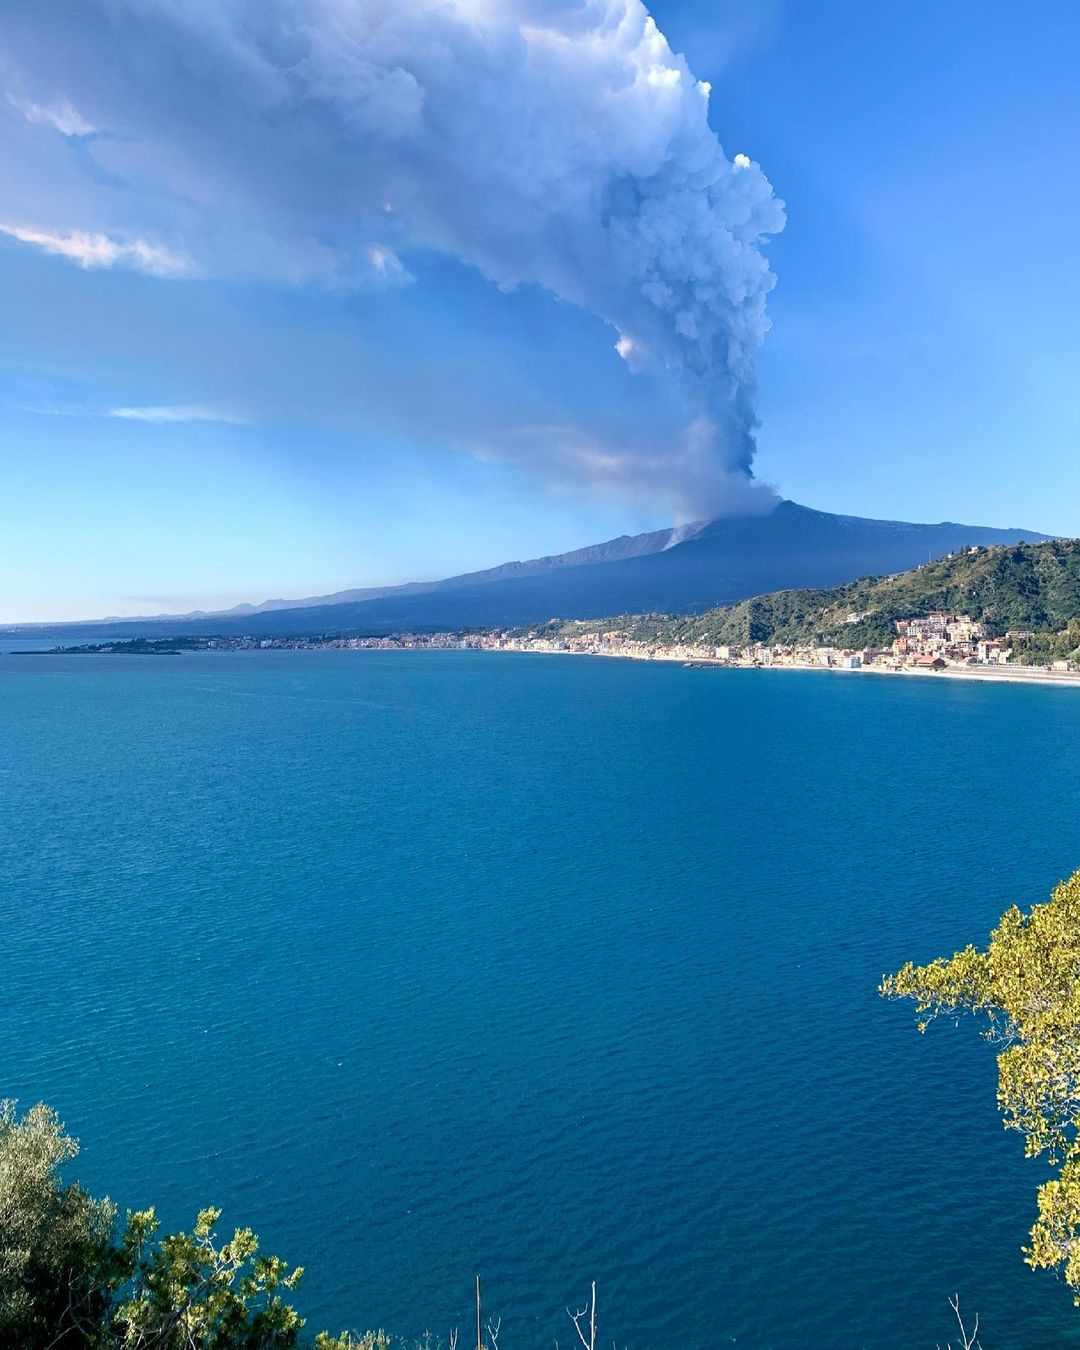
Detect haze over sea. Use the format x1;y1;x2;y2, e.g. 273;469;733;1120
4;645;1080;1348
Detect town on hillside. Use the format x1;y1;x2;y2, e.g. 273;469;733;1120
492;611;1078;672
68;611;1079;676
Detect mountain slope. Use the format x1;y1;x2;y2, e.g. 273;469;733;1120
108;524;688;620
541;538;1080;655
3;502;1050;637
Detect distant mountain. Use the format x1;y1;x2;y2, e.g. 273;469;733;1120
544;537;1080;661
105;523;689;621
3;501;1051;638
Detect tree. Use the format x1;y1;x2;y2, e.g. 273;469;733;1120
109;1206;306;1348
881;869;1080;1299
1;1100;605;1347
0;1099;116;1347
0;1100;386;1348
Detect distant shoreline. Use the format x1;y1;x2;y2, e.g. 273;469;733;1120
498;643;1080;688
12;638;1080;689
12;649;182;656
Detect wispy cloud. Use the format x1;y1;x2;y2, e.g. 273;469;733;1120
0;222;189;276
107;404;247;425
9;94;95;137
17;403;96;419
365;244;412;287
17;401;247;425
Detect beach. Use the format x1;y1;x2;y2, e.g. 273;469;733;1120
498;641;1080;688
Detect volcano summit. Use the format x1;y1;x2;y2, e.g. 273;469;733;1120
3;502;1050;638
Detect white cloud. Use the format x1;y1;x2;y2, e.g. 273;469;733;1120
107;404;247;425
0;222;189;276
366;244;412;286
614;333;649;373
10;95;95;137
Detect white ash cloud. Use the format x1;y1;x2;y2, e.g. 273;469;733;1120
0;222;189;276
8;94;95;137
0;0;785;518
108;404;248;426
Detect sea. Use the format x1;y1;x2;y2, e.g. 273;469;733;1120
3;643;1080;1348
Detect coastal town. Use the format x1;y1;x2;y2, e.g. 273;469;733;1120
487;611;1080;674
48;612;1080;681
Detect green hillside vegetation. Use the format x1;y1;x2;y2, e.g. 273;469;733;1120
883;868;1080;1303
521;539;1080;662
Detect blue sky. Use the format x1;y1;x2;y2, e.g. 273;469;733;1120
1;0;1078;621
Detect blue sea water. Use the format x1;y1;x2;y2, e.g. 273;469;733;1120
3;646;1080;1348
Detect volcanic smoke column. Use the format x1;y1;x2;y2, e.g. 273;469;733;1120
0;0;786;514
340;0;788;516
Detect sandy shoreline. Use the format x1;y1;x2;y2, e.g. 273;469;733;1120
503;645;1080;689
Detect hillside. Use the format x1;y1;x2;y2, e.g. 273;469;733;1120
524;539;1080;662
1;502;1049;637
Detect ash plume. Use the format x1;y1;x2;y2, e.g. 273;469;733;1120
0;0;785;517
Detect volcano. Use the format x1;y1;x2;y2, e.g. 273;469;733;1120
3;501;1051;637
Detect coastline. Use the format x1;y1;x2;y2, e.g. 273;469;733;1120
13;636;1080;689
501;644;1080;689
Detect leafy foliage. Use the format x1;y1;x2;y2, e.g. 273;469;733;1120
0;1100;116;1346
0;1101;386;1348
312;1335;391;1350
110;1206;306;1349
882;870;1080;1298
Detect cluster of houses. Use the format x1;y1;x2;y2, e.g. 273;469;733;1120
201;632;482;652
198;612;1076;675
312;632;480;651
892;613;1011;667
487;612;1062;672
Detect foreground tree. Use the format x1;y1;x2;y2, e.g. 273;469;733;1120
110;1205;306;1348
882;869;1080;1298
0;1100;115;1345
1;1099;601;1347
0;1100;380;1348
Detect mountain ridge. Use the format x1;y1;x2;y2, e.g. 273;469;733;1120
103;523;692;622
529;537;1080;664
3;501;1051;637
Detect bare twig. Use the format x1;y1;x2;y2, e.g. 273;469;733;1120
567;1282;596;1350
937;1294;981;1350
